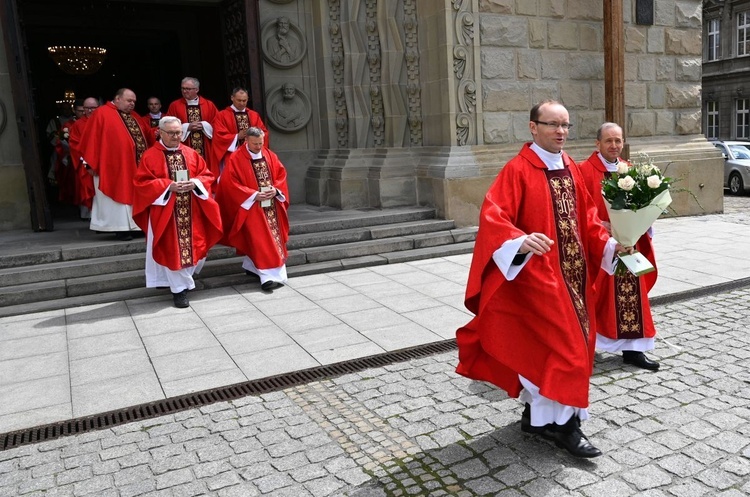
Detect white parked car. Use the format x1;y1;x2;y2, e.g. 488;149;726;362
712;141;750;195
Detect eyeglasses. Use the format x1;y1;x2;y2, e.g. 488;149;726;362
534;121;573;130
163;131;182;137
181;87;198;91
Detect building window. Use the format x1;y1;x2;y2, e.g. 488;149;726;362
706;101;719;139
737;99;750;139
707;18;720;61
739;11;750;57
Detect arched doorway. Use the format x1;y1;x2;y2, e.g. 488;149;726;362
1;0;263;230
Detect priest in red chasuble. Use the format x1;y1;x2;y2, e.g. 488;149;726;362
456;100;632;459
165;77;219;178
67;97;98;219
133;116;223;309
215;127;289;291
211;87;269;178
574;122;659;371
80;88;154;241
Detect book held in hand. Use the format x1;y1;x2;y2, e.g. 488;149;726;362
260;186;274;207
174;170;189;182
617;250;655;276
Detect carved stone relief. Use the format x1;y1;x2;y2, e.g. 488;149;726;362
266;83;311;132
261;17;307;69
453;0;477;146
329;0;349;147
403;0;422;146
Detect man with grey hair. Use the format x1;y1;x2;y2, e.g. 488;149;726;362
166;76;220;177
133;116;223;308
215;127;289;291
575;122;660;370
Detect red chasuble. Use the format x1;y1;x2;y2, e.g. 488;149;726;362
165;97;219;177
67;115;95;209
574;152;658;342
215;145;289;270
80;102;152;206
211;107;269;172
455;144;610;409
132;143;223;270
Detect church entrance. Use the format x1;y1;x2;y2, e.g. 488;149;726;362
3;0;263;230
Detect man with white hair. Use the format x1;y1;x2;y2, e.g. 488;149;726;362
133;116;223;308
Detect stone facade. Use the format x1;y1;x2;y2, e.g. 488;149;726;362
0;0;723;230
702;0;750;141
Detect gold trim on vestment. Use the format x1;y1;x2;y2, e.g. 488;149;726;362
165;150;194;268
614;272;644;337
186;105;206;158
119;111;147;164
234;112;249;148
547;169;590;341
251;157;285;260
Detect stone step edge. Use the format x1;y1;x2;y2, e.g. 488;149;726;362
0;242;476;318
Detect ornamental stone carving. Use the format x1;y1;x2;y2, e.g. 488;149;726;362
261;17;306;69
266;83;311;133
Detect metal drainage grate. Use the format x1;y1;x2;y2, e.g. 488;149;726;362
0;339;458;452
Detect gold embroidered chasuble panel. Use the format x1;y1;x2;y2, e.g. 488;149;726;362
118;111;147;165
234;112;250;147
164;150;194;268
186;105;206;158
250;157;285;260
545;169;590;341
614;271;645;337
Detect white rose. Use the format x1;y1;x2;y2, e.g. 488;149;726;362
616;161;629;175
647;175;662;188
618;176;635;191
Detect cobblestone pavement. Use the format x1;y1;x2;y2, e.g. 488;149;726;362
1;283;750;496
720;194;750;220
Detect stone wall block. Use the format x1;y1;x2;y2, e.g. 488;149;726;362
480;16;528;47
648;84;666;108
560;81;590;110
675;57;701;82
565;0;602;20
625;83;648;109
654;0;675;26
512;112;533;141
568;53;604;80
625;54;638;81
530;82;558;104
591;82;605;110
481;48;516;79
528;19;547;48
517;50;540;79
666;84;700;108
655;110;675;135
656;57;675;81
647;27;665;54
576;110;607;139
483;112;513;143
539;0;566;18
628;112;656;136
515;0;537;16
665;28;702;56
676;110;701;134
625;26;647;53
548;23;578;50
579;23;601;51
479;0;514;14
638;57;656;81
541;51;566;79
676;1;701;28
483;82;531;111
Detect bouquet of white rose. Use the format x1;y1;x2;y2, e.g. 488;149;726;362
601;153;672;247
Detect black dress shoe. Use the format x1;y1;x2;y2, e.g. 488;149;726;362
114;231;133;241
245;270;260;280
520;403;556;440
622;351;660;370
261;280;281;291
553;416;602;458
172;290;189;308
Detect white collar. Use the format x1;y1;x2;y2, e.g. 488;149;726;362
246;145;263;160
160;140;180;151
597;152;619;172
185;97;200;105
231;105;246;113
530;142;564;170
149;112;162;119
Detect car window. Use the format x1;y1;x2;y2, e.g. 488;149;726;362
729;145;750;159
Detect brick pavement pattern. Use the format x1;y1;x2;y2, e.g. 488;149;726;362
1;286;750;496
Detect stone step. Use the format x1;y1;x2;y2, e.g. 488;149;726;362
0;241;476;318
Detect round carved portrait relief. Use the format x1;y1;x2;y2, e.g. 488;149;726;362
266;83;311;133
261;17;306;69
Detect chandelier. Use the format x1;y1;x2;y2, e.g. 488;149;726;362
55;91;76;105
47;46;107;75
